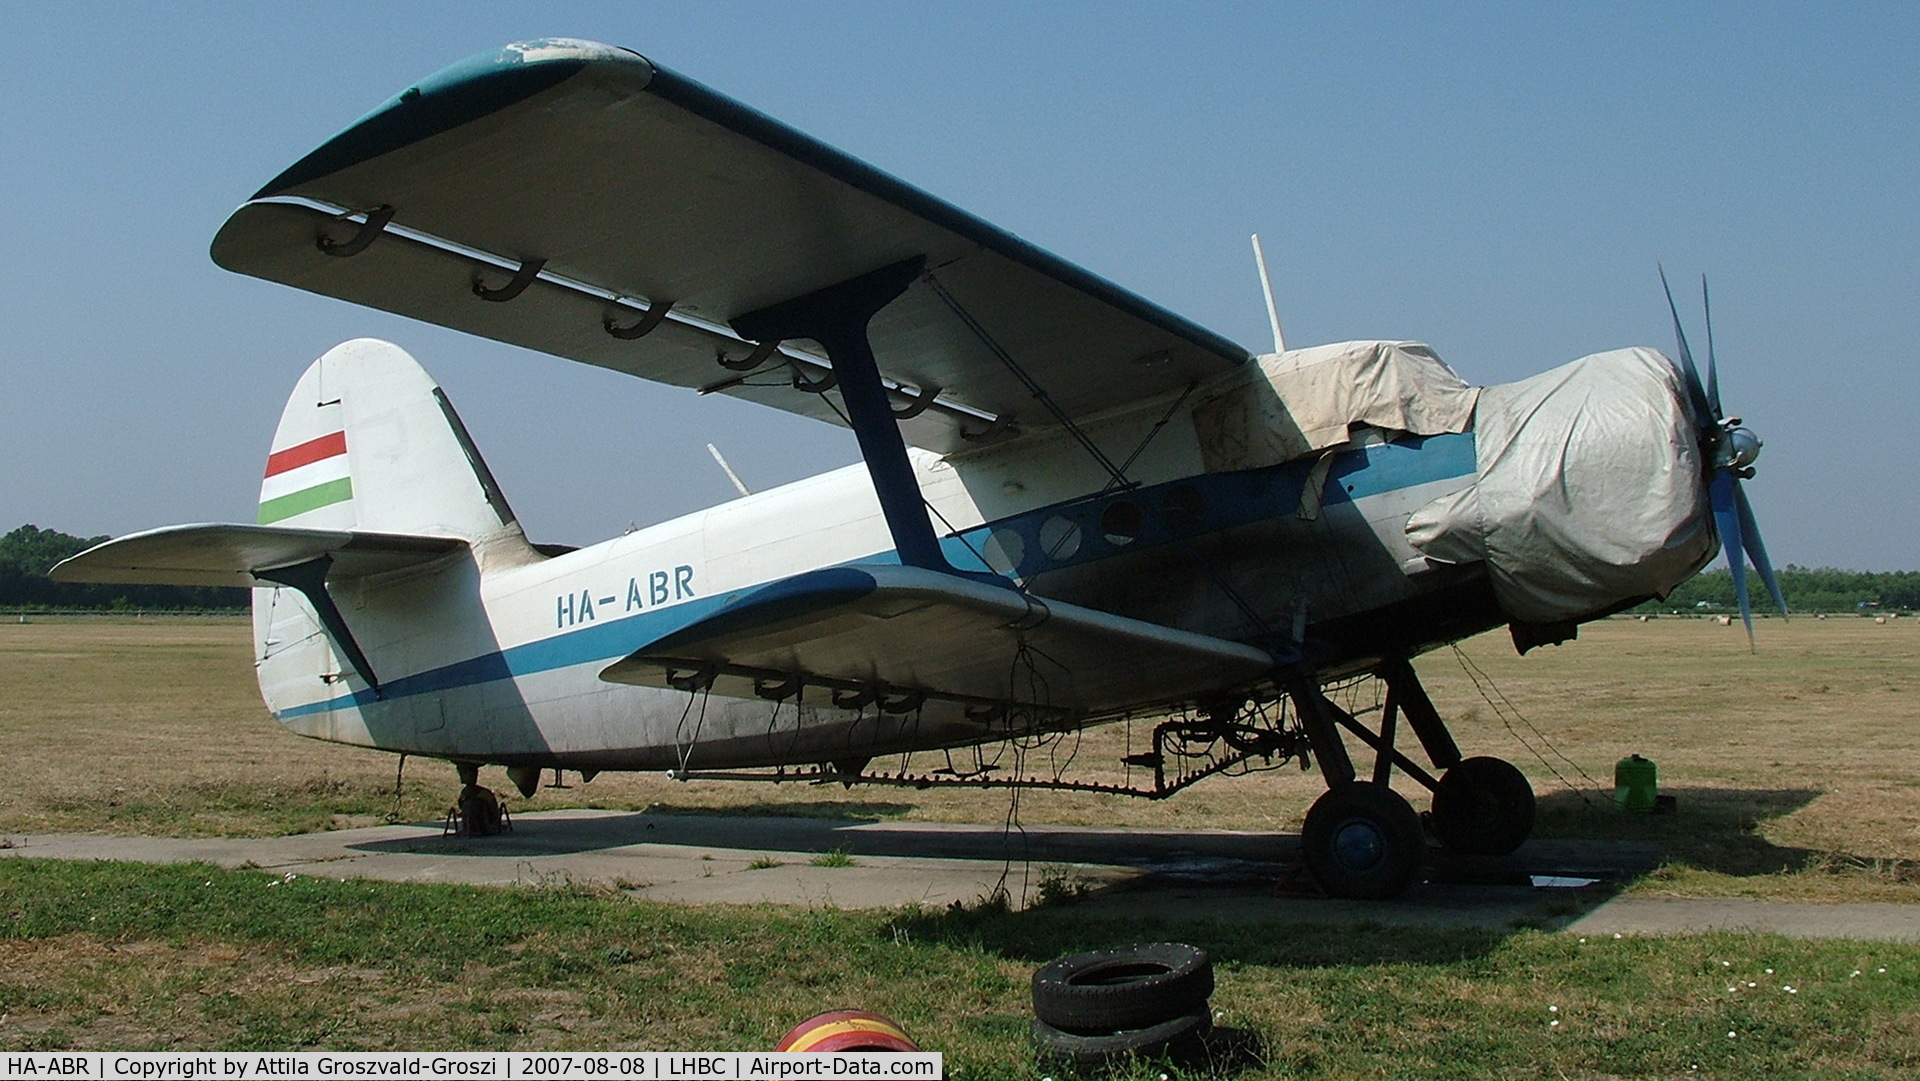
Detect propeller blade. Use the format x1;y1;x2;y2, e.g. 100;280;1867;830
1709;468;1755;647
1733;480;1788;617
1701;275;1723;419
1659;264;1715;423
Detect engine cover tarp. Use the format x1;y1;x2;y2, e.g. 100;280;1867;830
1405;347;1715;623
1192;340;1480;473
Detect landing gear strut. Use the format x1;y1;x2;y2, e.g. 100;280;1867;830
446;762;510;837
1290;658;1535;898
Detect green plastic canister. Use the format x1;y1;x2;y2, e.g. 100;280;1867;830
1614;754;1658;812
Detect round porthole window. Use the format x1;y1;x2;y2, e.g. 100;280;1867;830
1163;485;1205;530
981;527;1026;576
1100;500;1143;546
1037;515;1082;561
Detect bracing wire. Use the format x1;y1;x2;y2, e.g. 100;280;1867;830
923;271;1131;488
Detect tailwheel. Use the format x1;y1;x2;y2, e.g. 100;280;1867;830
1429;756;1536;856
1301;782;1424;899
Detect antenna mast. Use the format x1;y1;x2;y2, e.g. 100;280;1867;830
707;443;752;497
1250;234;1286;353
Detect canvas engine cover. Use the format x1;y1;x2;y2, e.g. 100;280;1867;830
1406;347;1717;623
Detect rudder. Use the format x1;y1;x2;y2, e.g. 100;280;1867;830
258;338;520;544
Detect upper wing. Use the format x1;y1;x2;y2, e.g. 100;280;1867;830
212;39;1249;453
49;524;466;588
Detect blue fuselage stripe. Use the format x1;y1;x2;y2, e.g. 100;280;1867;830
275;433;1476;720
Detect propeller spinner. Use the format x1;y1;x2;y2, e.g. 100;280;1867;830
1659;266;1788;644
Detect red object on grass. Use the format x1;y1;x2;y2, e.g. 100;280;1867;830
775;1010;920;1052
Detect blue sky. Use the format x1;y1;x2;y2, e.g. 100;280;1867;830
4;3;1915;569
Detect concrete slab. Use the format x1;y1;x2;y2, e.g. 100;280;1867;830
0;810;1146;910
1565;897;1920;942
5;811;1917;941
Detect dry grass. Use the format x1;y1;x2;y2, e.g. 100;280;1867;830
4;613;1918;899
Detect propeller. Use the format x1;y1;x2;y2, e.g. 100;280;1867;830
1659;265;1788;645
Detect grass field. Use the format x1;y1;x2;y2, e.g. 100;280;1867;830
3;614;1917;899
4;614;1920;1073
1;859;1917;1076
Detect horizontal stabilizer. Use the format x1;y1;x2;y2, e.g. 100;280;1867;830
50;523;466;588
600;565;1273;717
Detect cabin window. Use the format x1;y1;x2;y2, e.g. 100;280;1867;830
1163;485;1205;530
982;528;1026;576
1038;515;1082;561
1100;500;1143;546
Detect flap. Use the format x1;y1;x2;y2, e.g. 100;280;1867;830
212;39;1249;451
49;523;467;589
600;564;1274;717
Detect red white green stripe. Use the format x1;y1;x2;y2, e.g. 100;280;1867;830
259;431;352;523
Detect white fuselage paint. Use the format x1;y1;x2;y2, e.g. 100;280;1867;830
254;373;1481;772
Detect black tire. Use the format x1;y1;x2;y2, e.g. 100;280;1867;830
1301;782;1424;899
458;785;503;836
1430;756;1536;856
1031;1007;1212;1069
1031;942;1214;1031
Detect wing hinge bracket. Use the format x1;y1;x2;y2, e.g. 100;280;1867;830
315;205;394;257
473;258;547;302
604;298;676;339
717;339;783;372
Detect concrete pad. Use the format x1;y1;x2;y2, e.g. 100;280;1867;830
1566;897;1920;942
0;810;1145;910
5;812;1919;940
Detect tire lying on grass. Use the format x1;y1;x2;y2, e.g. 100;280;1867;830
1031;1008;1213;1069
1031;942;1214;1031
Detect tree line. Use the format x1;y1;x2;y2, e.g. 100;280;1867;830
0;525;247;610
1638;565;1919;614
3;522;1911;614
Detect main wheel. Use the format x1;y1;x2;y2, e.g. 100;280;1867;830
1429;756;1536;856
1301;782;1424;899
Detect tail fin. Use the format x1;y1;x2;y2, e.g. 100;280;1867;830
258;339;522;546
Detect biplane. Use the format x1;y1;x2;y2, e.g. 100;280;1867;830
54;39;1784;898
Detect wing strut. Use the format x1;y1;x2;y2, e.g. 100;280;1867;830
255;557;382;696
732;257;988;582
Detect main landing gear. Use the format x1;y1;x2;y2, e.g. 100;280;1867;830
1289;658;1536;899
445;762;510;837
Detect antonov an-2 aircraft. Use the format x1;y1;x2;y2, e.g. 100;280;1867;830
54;39;1785;899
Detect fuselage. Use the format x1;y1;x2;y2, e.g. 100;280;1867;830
256;344;1506;773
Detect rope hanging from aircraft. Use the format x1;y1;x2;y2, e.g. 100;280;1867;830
1450;645;1603;801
